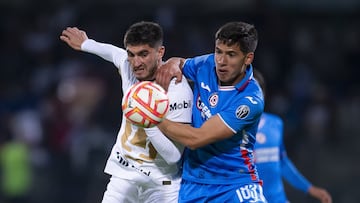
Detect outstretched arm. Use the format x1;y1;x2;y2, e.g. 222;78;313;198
60;27;127;68
157;115;234;150
281;146;332;203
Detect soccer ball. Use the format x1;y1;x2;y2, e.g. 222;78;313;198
122;81;169;128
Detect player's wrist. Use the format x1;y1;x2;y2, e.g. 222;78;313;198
80;39;95;51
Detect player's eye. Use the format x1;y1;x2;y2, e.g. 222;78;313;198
228;52;236;57
139;51;149;57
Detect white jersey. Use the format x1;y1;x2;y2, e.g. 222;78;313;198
82;39;193;185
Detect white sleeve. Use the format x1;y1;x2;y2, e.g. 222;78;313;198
81;39;127;71
145;126;184;165
81;39;137;92
144;77;193;164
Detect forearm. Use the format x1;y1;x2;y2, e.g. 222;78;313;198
81;39;126;65
145;127;183;164
157;120;198;149
158;119;222;150
165;57;186;70
282;156;312;193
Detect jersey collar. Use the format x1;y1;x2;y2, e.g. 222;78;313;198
235;64;253;92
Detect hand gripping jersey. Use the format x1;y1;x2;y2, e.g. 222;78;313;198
181;53;264;185
82;39;193;185
254;113;311;202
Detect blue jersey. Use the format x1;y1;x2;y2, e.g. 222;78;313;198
182;53;264;185
254;113;311;202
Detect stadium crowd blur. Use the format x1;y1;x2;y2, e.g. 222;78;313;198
0;1;359;202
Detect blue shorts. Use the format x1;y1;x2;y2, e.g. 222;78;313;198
179;179;267;203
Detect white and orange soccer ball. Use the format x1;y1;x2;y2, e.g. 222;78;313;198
122;81;169;128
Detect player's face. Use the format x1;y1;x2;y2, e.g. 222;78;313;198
127;44;164;81
214;40;254;86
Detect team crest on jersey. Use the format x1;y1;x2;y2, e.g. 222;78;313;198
208;93;218;107
236;105;250;119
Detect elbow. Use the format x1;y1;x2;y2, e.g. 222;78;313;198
186;145;198;150
184;135;217;150
185;141;204;150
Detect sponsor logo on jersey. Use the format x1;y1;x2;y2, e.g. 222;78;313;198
236;105;250;119
196;96;212;120
201;82;211;92
115;152;151;176
169;100;192;111
208;93;219;107
245;96;258;104
254;147;279;163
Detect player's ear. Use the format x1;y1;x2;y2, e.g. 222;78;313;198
158;46;165;59
244;52;254;65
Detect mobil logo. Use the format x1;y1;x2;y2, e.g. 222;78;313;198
169;100;192;111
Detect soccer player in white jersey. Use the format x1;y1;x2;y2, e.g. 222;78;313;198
60;21;193;203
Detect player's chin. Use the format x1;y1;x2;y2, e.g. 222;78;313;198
134;73;147;81
217;74;229;83
136;74;154;81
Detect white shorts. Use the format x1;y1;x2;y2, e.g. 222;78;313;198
102;175;181;203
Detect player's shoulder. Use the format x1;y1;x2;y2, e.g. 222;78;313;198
187;53;214;61
185;53;215;66
237;90;264;109
166;77;192;100
168;76;192;90
240;79;264;105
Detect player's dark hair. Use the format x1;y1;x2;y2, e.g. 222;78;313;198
124;21;163;48
215;21;258;53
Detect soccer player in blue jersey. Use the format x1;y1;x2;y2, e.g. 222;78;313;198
156;21;267;202
253;70;332;203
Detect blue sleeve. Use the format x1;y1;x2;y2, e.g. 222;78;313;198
183;54;213;82
219;96;263;133
281;143;312;193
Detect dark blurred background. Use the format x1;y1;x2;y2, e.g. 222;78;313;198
0;0;359;202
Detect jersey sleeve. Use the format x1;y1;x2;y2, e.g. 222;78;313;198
81;39;137;93
281;143;312;193
145;126;184;165
218;95;263;133
182;54;213;82
81;39;127;70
